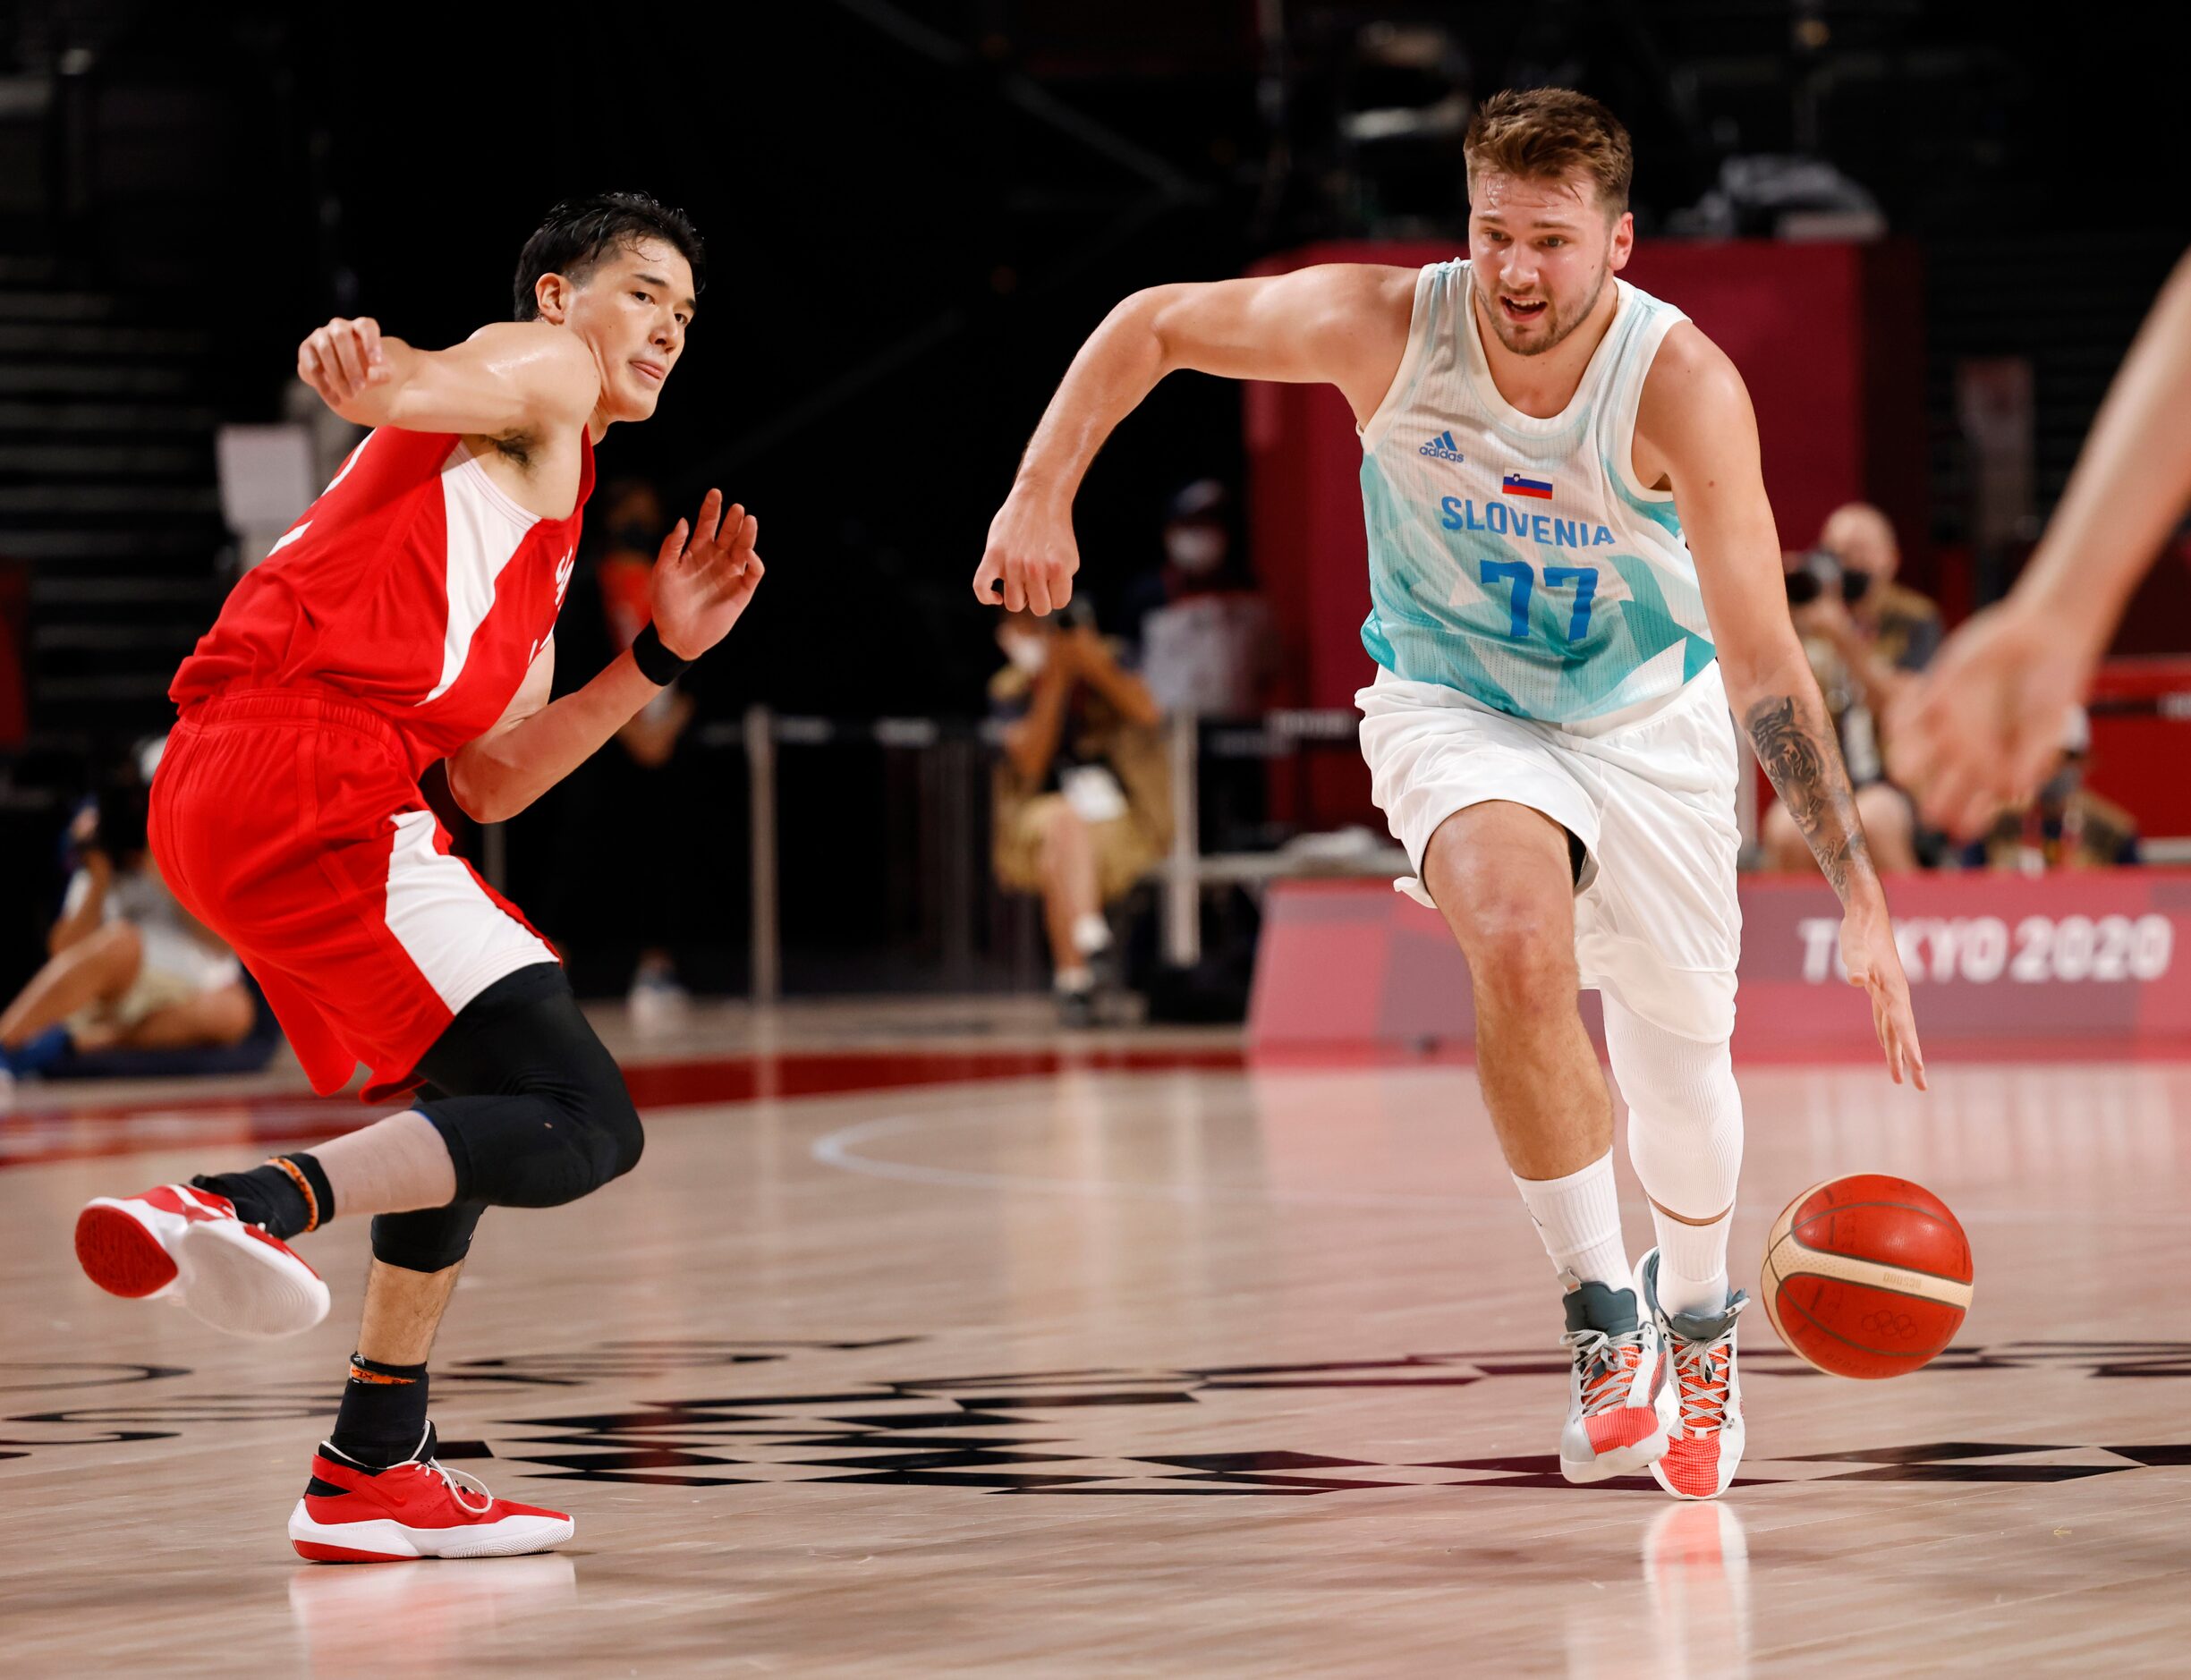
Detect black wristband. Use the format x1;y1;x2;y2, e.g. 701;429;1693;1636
631;622;692;687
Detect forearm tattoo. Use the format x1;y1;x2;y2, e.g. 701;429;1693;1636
1745;694;1873;899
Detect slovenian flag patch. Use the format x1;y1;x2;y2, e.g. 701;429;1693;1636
1501;472;1554;500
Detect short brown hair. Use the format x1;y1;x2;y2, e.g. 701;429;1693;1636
1464;89;1633;216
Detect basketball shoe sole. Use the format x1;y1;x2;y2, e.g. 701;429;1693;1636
75;1184;329;1337
289;1504;575;1563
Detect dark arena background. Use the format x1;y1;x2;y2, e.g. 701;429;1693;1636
4;4;2190;1675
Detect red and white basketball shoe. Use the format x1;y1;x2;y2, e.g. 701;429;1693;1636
1558;1278;1674;1483
1639;1247;1747;1501
74;1183;329;1337
290;1427;574;1563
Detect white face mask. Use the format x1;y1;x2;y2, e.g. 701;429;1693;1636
1166;525;1227;574
1004;635;1049;675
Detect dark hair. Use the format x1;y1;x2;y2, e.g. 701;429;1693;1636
511;191;706;322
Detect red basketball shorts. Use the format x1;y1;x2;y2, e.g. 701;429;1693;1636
149;687;557;1102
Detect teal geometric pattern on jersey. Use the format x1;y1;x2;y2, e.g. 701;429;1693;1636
1355;264;1718;722
1359;456;1714;719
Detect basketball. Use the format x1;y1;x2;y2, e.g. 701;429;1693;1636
1760;1175;1974;1379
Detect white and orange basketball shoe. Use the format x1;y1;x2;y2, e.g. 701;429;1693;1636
73;1183;330;1337
1558;1278;1675;1483
290;1426;574;1563
1639;1247;1747;1500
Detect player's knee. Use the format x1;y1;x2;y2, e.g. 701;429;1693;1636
593;1084;645;1184
370;1201;486;1274
91;919;145;969
1458;918;1576;1011
1037;801;1088;869
549;1048;643;1192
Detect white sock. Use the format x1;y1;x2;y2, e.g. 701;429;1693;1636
1604;997;1743;1319
1071;912;1111;955
1054;965;1092;994
1653;1207;1733;1319
1513;1152;1631;1294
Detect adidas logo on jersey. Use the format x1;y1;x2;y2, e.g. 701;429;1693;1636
1418;430;1465;462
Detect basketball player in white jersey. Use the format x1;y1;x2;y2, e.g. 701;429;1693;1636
974;89;1923;1500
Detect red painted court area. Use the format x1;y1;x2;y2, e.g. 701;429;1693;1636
0;1044;1249;1170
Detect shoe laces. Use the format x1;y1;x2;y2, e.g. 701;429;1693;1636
425;1458;495;1515
1669;1319;1740;1436
1560;1325;1645;1415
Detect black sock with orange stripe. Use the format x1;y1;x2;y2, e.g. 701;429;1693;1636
329;1354;430;1470
191;1153;334;1240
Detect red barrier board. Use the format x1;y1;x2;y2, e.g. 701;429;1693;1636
1248;871;2191;1062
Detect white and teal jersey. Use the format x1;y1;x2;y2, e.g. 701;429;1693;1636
1357;261;1715;722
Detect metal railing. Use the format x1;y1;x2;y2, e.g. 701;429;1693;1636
475;698;1768;997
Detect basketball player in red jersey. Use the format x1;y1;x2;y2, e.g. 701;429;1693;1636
70;193;764;1563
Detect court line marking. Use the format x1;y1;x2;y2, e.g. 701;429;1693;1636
811;1110;1522;1212
808;1099;2127;1224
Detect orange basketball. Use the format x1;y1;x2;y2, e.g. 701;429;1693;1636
1760;1175;1974;1379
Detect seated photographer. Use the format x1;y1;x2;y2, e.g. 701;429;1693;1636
0;763;254;1091
990;607;1171;1026
1962;707;2140;872
1762;503;1941;875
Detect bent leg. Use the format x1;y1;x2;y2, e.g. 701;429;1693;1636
1422;802;1628;1293
105;981;257;1051
1422;802;1608;1177
188;965;636;1250
0;921;144;1047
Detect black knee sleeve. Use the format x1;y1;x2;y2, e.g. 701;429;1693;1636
407;963;645;1211
371;1200;488;1274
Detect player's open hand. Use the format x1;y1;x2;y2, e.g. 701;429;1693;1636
1888;601;2085;840
975;494;1080;615
298;317;390;414
1842;904;1926;1090
650;489;764;659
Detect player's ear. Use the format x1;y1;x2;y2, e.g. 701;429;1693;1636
534;273;572;325
1608;210;1635;273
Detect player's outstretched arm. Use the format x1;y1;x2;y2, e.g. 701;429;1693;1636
446;492;761;823
1645;325;1926;1090
296;318;599;439
973;264;1416;614
1890;246;2191;836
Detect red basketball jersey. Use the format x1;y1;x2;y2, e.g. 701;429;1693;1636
171;427;594;775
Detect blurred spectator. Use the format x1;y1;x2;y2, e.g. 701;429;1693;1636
1762;503;1940;875
990;607;1171;1025
549;479;696;1030
1124;479;1275;717
0;752;253;1096
1963;707;2140;872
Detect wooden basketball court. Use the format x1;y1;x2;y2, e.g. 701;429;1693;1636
6;1000;2190;1675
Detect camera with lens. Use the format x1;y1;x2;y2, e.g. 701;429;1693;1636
1784;547;1873;608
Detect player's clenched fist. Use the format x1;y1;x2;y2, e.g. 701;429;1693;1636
298;317;390;412
973;494;1080;615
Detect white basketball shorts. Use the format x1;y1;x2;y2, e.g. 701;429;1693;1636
1356;661;1744;1043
